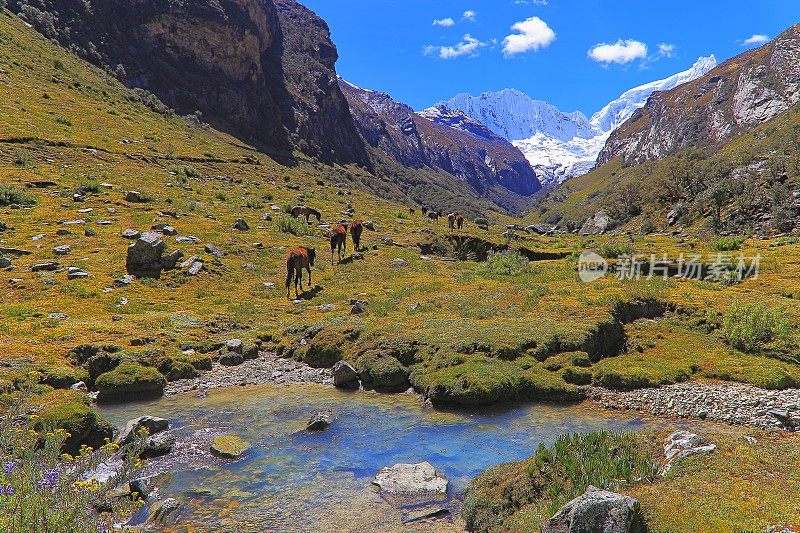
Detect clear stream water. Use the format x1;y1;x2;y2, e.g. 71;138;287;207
98;384;679;532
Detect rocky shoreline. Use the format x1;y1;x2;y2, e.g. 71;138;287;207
583;382;800;430
163;352;332;397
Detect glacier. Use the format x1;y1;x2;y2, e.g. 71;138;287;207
430;55;717;185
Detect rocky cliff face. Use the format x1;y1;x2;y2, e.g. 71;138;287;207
339;80;541;206
10;0;368;165
599;25;800;166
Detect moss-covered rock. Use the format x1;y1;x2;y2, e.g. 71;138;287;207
210;435;249;459
411;356;526;406
179;353;213;371
354;350;410;390
40;366;88;389
30;390;114;454
561;366;592;385
156;357;198;381
295;329;350;368
95;362;166;402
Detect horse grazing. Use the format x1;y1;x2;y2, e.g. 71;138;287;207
456;213;464;230
427;211;439;224
330;223;348;263
290;205;322;224
447;213;456;230
350;220;364;252
285;247;316;299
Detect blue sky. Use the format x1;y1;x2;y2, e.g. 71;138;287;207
302;0;799;116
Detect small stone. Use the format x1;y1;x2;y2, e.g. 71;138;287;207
205;244;224;258
306;409;335;431
232;218;249;231
48;312;69;320
121;228;141;240
389;258;408;267
125;191;142;202
32;261;59;272
188;261;203;275
176;236;199;244
225;339;243;354
350;301;367;314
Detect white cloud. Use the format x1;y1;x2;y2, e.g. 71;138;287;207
742;33;769;46
463;10;477;22
424;34;486;59
502;17;556;57
588;39;648;64
432;17;455;28
658;43;676;58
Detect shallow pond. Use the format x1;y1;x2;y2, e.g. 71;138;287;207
99;384;678;532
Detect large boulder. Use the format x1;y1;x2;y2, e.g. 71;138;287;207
579;212;611;236
95;362;166;402
332;361;359;389
541;485;641;533
372;462;448;496
125;232;165;275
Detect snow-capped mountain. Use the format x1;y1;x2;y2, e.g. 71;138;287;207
429;56;717;184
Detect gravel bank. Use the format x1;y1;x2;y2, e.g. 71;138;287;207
584;382;800;430
164;352;332;397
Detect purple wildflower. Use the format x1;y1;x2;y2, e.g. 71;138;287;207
3;461;15;475
96;521;109;533
0;484;14;497
37;468;58;490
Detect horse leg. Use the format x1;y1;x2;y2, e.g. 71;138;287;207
307;265;312;288
286;265;293;299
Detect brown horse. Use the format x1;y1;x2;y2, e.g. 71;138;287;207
456;213;464;230
290;205;322;224
330;223;348;263
447;213;456;230
350;220;364;252
285;246;316;299
421;207;428;216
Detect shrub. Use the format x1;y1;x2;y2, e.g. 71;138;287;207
561;366;592;385
94;362;166;402
0;184;36;207
1;387;143;531
462;431;657;532
721;302;794;354
709;237;744;252
274;215;314;237
478;251;531;277
596;242;634;259
13;149;30;167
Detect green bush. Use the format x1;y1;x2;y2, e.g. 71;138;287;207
0;184;36;207
595;243;634;259
709;237;744;251
478;251;531;277
94;362;166;402
274;215;314;237
722;302;794;354
462;430;656;532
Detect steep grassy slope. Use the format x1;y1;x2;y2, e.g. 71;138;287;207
2;9;800;413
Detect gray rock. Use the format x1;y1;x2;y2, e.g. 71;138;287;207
31;261;59;272
205;244;224;257
0;257;11;269
219;351;245;367
70;381;88;392
176;236;199;244
126;232;165;275
116;416;169;446
390;258;409;268
351;301;367;314
179;255;199;269
232;218;249;231
660;431;716;475
84;228;96;237
332;361;359;389
306;409;335;431
579;211;611;236
125;191;142;203
147;498;181;526
67;269;90;280
114;274;135;287
152;224;177;236
225;339;244;354
141;433;177;459
542;486;640;533
83;459;124;485
121;228;141;240
372;462;448;496
48;312;69;320
187;261;203;275
160;249;184;270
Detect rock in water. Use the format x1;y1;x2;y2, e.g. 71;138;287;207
306;409;335;431
541;485;640;533
332;361;359;389
210;435;250;459
372;462;448;496
116;416;169;446
147;497;181;526
141;432;177;459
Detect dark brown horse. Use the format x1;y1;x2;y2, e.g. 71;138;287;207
421;207;428;216
330;223;348;263
456;213;465;230
350;220;364;252
290;205;322;224
285;246;316;298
